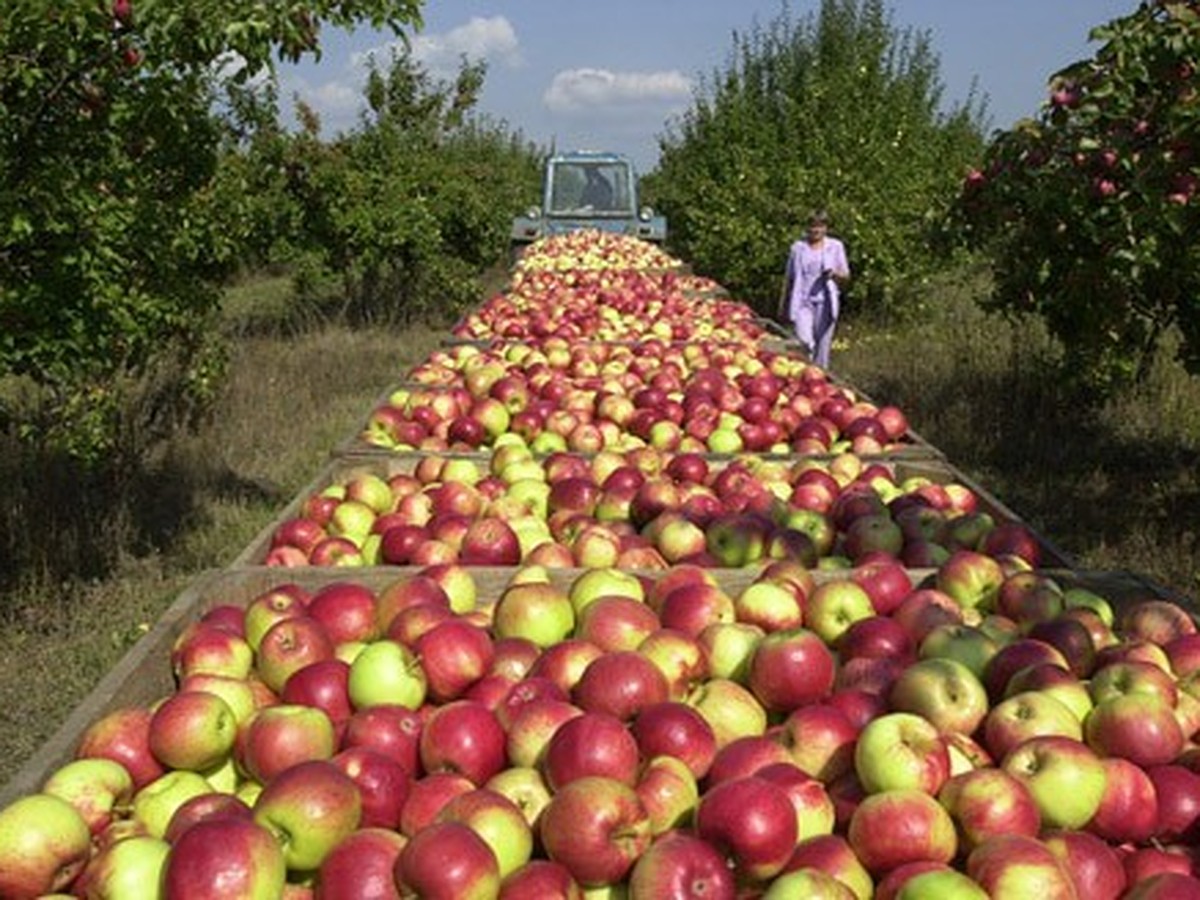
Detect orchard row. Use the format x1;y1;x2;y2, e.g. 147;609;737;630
1;230;1197;900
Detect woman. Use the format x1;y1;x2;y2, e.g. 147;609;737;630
780;211;850;368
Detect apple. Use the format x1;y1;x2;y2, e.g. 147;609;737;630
236;704;337;784
747;627;837;713
0;793;93;897
340;703;422;774
1120;598;1197;646
539;775;652;888
917;624;1000;679
256;615;336;694
1089;659;1178;707
148;690;238;773
705;513;770;567
76;706;166;790
965;834;1077;899
163;792;253;843
981;638;1070;701
329;746;410;830
394;820;501;898
775;704;859;784
314;826;407;900
626;830;736;900
438;787;534;879
888;657;989;736
937;767;1041;852
252;760;362;871
41;757;135;836
572;650;670;721
890;589;964;645
783;833;873;900
804;581;875;645
576;596;661;653
173;622;256;681
846;788;957;876
982;690;1082;760
838;615;914;665
936;550;1005;611
416;618;495;703
1087;756;1160;844
658;582;736;637
280;659;353;729
420;699;508;786
347;639;427;710
73;833;170;899
543;710;641;789
687;677;769;748
698;621;764;682
1084;693;1185;768
1042;829;1126;900
304;582;380;647
1145;763;1200;842
160;818;287;899
1001;735;1107;830
631;701;719;780
493;581;576;648
854;712;950;795
695;775;798;882
637;628;709;700
636;754;701;834
132;768;214;840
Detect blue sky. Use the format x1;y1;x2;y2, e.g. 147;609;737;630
280;0;1138;173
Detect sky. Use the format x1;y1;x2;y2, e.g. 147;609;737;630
279;0;1139;174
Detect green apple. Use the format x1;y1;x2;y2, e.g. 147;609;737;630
804;580;875;645
698;621;765;682
132;770;213;838
492;581;575;647
76;834;170;899
569;567;644;614
686;677;768;748
348;640;428;709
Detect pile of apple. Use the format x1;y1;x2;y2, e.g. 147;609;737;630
512;229;685;273
362;347;915;456
6;553;1200;898
265;443;1047;575
452;270;769;343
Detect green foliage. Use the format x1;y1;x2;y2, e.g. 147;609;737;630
0;0;422;464
956;1;1200;393
214;47;543;326
646;0;986;314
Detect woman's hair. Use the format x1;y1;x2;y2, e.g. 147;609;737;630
807;210;831;227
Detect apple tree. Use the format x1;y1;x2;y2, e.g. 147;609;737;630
0;0;422;463
646;0;986;314
956;1;1200;391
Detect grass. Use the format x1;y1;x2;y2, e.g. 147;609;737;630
837;264;1200;600
0;277;443;786
1;265;1198;790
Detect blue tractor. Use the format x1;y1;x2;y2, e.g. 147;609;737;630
511;151;667;255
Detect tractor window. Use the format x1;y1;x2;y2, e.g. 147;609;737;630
549;162;632;214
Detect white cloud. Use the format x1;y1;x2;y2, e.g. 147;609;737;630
354;16;523;81
543;68;693;114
